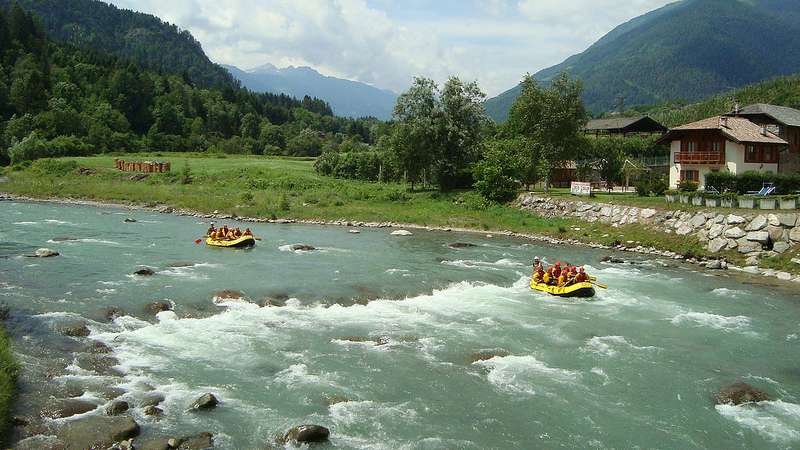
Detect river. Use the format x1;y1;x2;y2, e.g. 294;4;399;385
1;200;799;449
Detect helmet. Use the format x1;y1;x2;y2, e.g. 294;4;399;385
555;261;561;266
579;267;585;273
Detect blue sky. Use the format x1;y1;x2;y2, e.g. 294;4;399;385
109;0;675;96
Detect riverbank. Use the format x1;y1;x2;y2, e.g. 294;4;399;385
0;329;18;446
2;154;799;282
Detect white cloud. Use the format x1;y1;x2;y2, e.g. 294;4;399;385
108;0;675;96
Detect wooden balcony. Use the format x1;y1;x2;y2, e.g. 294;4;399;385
674;151;724;164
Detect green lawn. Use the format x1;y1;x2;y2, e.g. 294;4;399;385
1;154;731;262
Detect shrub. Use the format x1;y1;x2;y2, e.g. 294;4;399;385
29;159;78;176
705;171;800;194
472;141;521;203
240;191;254;204
678;180;699;192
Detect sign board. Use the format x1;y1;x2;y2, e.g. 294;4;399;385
570;181;592;196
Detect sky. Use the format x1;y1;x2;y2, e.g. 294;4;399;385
107;0;675;97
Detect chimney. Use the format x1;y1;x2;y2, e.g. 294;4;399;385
734;103;740;115
761;125;768;136
720;116;728;128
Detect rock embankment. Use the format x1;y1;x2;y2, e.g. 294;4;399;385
518;194;800;277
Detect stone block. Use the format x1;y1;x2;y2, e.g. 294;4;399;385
746;215;768;231
773;242;792;254
708;237;728;253
737;239;762;254
724;227;746;239
708;224;724;239
726;214;746;225
745;231;769;244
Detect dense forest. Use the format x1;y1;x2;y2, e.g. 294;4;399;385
0;5;381;166
0;0;235;89
624;74;800;128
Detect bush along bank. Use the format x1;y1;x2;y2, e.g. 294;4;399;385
517;193;800;281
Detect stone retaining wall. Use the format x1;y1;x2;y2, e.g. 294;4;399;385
517;193;799;266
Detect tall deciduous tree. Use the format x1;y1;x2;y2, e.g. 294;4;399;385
506;73;587;191
392;77;438;190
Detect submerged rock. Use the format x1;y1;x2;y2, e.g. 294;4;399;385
168;261;196;268
143;405;163;417
140;392;165;408
715;382;770;405
600;256;625;264
51;236;78;242
76;354;122;377
133;267;156;276
290;244;316;251
467;349;510;363
105;400;129;416
88;340;113;354
448;242;477;248
283;424;330;444
61;323;91;337
123;218;137;223
189;393;218;411
213;290;245;301
104;306;125;322
55;415;140;449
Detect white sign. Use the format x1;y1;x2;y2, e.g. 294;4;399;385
570;181;592;196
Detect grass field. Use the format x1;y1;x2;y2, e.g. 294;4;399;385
0;153;736;262
0;328;18;446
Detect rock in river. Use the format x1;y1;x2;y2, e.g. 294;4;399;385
391;230;413;236
448;242;478;248
33;248;59;258
715;382;769;405
145;301;172;315
105;400;129;416
143;405;163;417
133;267;156;276
61;323;91;337
140;392;165;408
177;432;214;449
283;424;330;444
290;244;316;251
55;415;140;449
41;398;98;419
189;393;218;411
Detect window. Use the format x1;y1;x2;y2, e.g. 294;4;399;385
712;141;722;152
763;147;777;163
680;170;700;182
687;141;697;152
745;145;759;163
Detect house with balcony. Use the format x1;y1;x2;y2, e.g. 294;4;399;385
657;116;788;189
724;103;800;172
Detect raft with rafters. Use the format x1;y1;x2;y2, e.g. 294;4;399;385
205;235;256;248
530;279;595;298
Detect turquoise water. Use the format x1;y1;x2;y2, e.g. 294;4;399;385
1;201;799;449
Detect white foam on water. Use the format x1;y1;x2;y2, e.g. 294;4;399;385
274;363;338;389
590;367;610;385
76;238;122;246
13;221;39;225
95;288;117;295
582;336;659;358
330;400;417;427
712;288;746;298
716;400;800;443
670;312;753;333
44;219;76;225
385;268;409;274
160;266;209;281
473;355;580;396
441;258;523;271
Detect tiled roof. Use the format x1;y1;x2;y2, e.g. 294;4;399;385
729;103;800;127
585;117;643;130
668;116;787;144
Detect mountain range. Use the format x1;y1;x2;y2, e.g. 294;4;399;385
225;64;397;120
485;0;800;121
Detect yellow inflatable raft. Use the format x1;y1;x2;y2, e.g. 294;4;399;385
530;279;595;298
205;235;256;248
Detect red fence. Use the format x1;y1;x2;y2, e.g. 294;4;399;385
115;159;171;173
674;151;724;165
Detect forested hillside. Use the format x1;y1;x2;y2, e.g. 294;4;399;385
485;0;800;120
626;74;800;128
0;0;235;88
0;5;379;166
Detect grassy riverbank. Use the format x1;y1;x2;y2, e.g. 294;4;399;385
0;153;740;262
0;328;19;444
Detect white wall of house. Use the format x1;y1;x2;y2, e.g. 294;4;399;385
724;141;779;175
668;139;779;189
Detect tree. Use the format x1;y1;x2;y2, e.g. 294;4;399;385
391;77;438;190
473;139;522;203
435;77;488;190
506;73;587;191
239;112;260;139
10;54;48;114
286;128;322;156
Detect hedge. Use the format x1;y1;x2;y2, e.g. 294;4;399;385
704;171;800;194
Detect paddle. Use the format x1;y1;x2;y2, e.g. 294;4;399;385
194;239;203;245
590;280;608;289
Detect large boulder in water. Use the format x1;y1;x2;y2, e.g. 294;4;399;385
105;400;129;416
290;244;315;251
61;323;91;337
391;230;413;236
41;398;98;419
33;248;60;258
213;290;246;303
467;349;510;363
140;392;165;408
177;432;214;449
145;301;172;315
55;415;140;449
133;267;156;276
283;424;330;444
189;393;218;411
715;382;769;405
